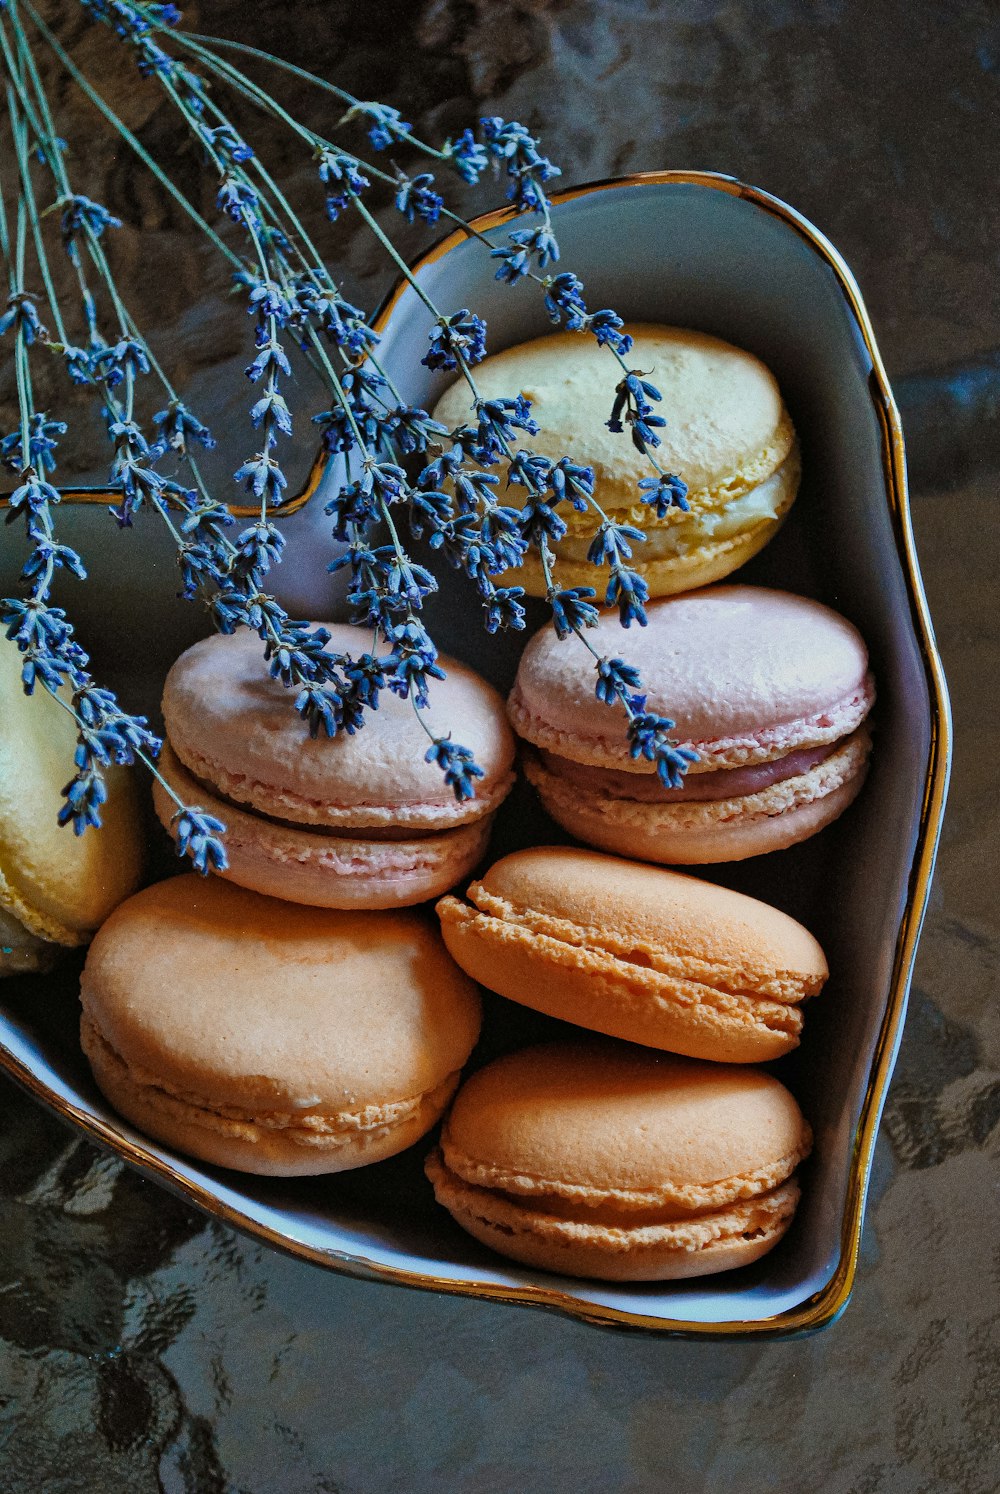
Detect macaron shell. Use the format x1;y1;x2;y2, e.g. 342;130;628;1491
154;744;493;909
0;636;143;945
508;587;873;771
437;848;827;1062
524;727;872;866
81;876;482;1117
430;325;794;510
438;1043;810;1198
83;1013;461;1177
163;626;515;830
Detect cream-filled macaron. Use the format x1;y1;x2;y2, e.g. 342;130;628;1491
154;626;516;908
438;847;828;1062
431;324;799;598
426;1041;813;1281
0;635;143;976
80;875;482;1175
510;586;875;864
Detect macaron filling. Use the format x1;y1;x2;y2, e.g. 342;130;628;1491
441;883;820;1019
524;728;872;853
557;454;797;566
155;748;495;910
434;1132;812;1221
536;740;840;804
166;731;514;834
162;743;468;844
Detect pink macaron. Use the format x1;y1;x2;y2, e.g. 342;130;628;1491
154;626;516;907
509;586;874;863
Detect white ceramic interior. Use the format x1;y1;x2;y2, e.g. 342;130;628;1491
0;174;949;1333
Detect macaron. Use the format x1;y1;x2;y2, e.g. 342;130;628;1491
0;634;143;976
509;585;875;863
153;626;516;908
437;847;827;1062
425;1041;813;1281
430;324;800;599
80;875;482;1175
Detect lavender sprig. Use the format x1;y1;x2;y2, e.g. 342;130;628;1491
132;4;689;549
1;0;700;867
85;29;492;777
0;7;225;868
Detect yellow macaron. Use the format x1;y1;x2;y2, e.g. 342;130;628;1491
426;1040;813;1281
430;324;799;598
0;634;143;975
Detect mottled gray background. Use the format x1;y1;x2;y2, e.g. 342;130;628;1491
2;1;999;1489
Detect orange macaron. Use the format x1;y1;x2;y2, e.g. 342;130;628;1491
437;846;828;1062
80;875;482;1175
426;1040;813;1281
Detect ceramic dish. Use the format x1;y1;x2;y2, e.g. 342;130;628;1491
0;171;951;1336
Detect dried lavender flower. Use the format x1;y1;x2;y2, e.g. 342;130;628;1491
0;0;697;878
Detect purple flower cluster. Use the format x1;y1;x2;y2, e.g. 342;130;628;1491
423;310;489;372
594;658;699;788
608;371;666;455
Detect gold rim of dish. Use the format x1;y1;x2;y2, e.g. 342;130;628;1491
0;169;952;1338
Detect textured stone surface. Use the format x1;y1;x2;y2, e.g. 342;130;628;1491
2;1;1000;1489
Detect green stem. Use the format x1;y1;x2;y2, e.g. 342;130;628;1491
166;27;448;163
347;189;439;319
13;195;33;460
8;100;69;344
167;29;363;118
535;533;612;683
22;0;239;267
0;114;17;292
409;689;438;742
84;232;129;337
0;15;44;140
139;57;273;296
317;339;370;451
168;33;408;194
166;30;319;153
9;4;126;357
5;2;72;198
195;93;327;274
